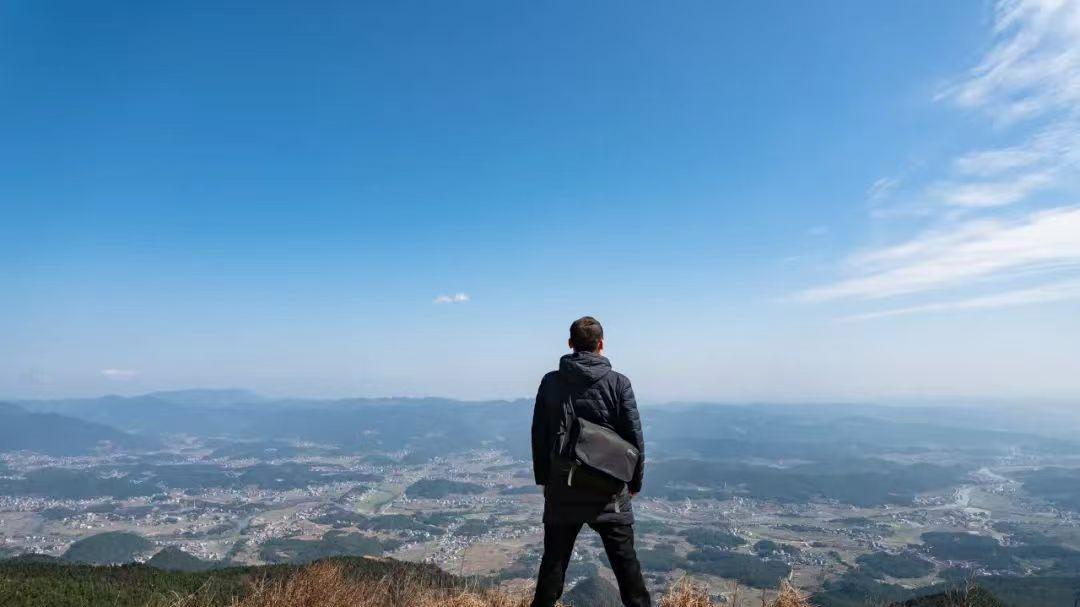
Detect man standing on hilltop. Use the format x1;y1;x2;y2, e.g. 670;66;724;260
530;316;650;607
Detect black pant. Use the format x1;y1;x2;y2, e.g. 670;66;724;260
531;521;651;607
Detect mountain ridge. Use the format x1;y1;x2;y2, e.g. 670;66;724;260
0;401;155;455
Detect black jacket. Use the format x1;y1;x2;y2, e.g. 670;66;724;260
531;351;645;524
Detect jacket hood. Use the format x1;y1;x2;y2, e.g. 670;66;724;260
558;351;612;386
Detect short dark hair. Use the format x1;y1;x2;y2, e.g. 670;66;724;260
569;316;604;352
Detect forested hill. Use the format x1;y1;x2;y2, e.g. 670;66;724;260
891;587;1006;606
0;555;458;607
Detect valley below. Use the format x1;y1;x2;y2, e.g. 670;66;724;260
3;391;1080;606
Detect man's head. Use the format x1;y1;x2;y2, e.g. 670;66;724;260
569;316;604;353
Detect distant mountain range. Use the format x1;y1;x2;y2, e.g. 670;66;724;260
12;390;535;459
7;389;1080;478
0;401;155;456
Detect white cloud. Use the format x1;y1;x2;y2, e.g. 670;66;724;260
101;368;138;380
846;278;1080;320
952;125;1074;176
953;147;1043;176
936;123;1079;207
937;0;1080;123
935;0;1080;213
798;206;1080;301
798;0;1080;318
434;292;470;304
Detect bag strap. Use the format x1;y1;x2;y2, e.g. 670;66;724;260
556;380;577;458
563;387;577;427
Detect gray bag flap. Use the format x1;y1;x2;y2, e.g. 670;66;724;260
573;417;638;483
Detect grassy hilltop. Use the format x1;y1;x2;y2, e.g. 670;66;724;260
0;555;1030;607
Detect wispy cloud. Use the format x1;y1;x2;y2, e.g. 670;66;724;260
930;0;1080;210
101;368;138;380
932;171;1057;208
799;207;1080;301
798;0;1080;319
925;0;1080;212
434;292;470;304
952;125;1074;176
845;279;1080;321
932;123;1079;208
936;0;1080;124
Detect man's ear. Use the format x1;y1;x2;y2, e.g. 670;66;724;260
596;338;604;353
568;338;575;351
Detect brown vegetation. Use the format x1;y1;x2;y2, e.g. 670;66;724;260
657;578;713;607
163;561;817;607
164;560;537;607
656;577;812;607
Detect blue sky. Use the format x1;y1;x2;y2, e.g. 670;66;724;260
2;0;1078;402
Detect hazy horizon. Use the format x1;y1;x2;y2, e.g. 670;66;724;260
8;386;1080;413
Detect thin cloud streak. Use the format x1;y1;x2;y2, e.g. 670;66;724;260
934;171;1056;208
845;279;1080;321
952;124;1076;176
798;206;1080;302
934;123;1079;208
867;177;900;202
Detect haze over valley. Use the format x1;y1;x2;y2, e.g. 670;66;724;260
4;390;1080;605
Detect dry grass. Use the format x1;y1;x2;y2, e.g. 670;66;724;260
771;580;812;607
162;561;818;607
655;576;813;607
171;560;540;607
658;577;714;607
